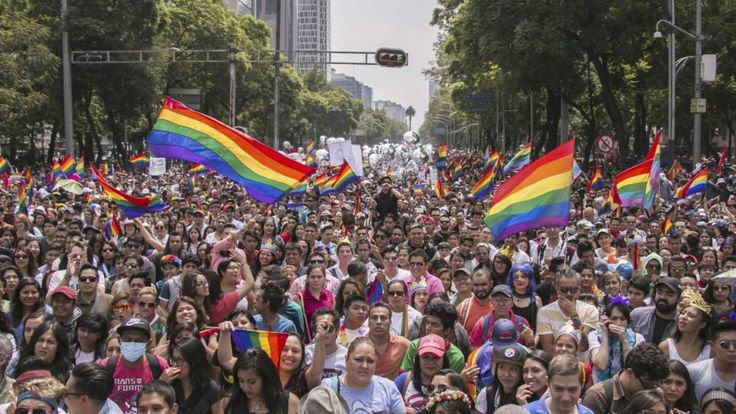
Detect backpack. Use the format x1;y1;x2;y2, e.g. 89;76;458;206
105;354;163;380
480;314;526;344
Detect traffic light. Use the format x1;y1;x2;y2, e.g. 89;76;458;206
375;48;408;67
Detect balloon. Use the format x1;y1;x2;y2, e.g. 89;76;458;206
283;141;292;150
319;135;327;145
315;148;329;162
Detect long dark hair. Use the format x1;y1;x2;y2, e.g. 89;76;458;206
19;321;73;383
334;278;362;318
226;349;288;414
166;296;207;335
73;313;109;360
181;270;219;313
672;305;712;349
666;360;698;414
172;336;215;412
11;278;43;326
624;389;668;414
282;334;306;393
411;349;450;398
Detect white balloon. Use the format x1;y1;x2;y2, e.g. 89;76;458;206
319;135;327;145
315;148;329;161
283;141;292;149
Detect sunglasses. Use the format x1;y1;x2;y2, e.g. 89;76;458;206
79;276;97;283
138;302;156;309
718;340;736;350
14;255;28;259
102;248;114;252
310;260;325;264
558;286;579;294
387;291;405;297
15;409;52;414
426;383;448;394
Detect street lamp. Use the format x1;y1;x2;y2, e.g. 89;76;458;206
653;0;703;161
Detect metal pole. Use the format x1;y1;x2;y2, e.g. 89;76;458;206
530;90;534;141
61;0;74;156
693;0;703;161
228;43;236;126
668;0;676;149
273;0;281;149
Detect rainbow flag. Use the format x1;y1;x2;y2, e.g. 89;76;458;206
470;165;495;202
129;153;149;167
485;139;574;241
148;98;313;203
587;166;604;192
99;163;109;176
614;159;653;207
188;163;206;174
288;181;308;197
675;169;708;199
667;160;682;181
485;151;501;172
305;152;316;168
644;131;661;209
0;156;10;174
60;154;75;175
329;162;359;193
306;139;315;154
435;143;448;169
385;165;392;177
502;142;531;175
48;161;62;188
572;160;584;180
451;160;464;181
230;329;289;368
662;216;673;235
434;176;447;199
23;167;32;189
598;185;622;217
75;156;85;177
17;183;28;215
718;147;729;175
103;215;122;240
91;165;168;218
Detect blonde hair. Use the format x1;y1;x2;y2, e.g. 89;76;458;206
16;377;64;399
138;286;158;299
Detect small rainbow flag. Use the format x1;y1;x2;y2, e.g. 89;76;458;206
434;176;447;199
485;139;574;241
103;215;122;240
667;160;682;181
644;131;661;209
147;97;314;203
0;156;10;174
435;144;447;170
587;166;604;192
451;160;464;181
231;329;289;368
188;163;206;174
329;161;359;193
76;155;85;177
470;165;495;202
60;154;75;175
48;161;62;188
129;153;149;167
503;142;531;175
662;216;673;235
305;139;315;153
598;185;622;217
385;165;392;177
91;165;168;218
99;163;109;176
17;183;28;215
614;159;653;207
675;169;708;199
23;167;32;189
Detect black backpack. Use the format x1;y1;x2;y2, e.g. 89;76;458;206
105;354;163;379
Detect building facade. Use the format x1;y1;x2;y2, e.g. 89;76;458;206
296;0;331;75
330;70;373;110
374;100;407;126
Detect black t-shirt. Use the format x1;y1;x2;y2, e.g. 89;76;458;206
652;314;671;345
173;379;221;414
375;190;398;220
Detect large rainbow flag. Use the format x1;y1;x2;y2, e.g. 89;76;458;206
675;169;708;199
91;165;168;218
231;329;289;368
129;153;149;167
502;142;531;175
613;159;653;207
147;97;314;203
485;139;574;241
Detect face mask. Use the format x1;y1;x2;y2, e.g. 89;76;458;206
120;341;146;362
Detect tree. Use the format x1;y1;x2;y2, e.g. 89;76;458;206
405;106;416;130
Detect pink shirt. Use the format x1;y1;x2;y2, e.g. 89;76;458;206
102;355;169;413
405;272;445;304
209;290;242;324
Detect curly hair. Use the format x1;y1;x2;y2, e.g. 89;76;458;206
624;343;670;381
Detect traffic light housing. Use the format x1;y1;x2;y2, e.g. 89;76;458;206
375;48;408;67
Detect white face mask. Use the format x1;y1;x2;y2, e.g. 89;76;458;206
120;341;146;362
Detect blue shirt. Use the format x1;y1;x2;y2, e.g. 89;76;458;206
253;314;297;333
524;397;595;414
321;375;405;414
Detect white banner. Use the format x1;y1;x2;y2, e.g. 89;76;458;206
149;157;167;176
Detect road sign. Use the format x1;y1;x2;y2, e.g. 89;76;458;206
596;134;615;155
375;48;408;67
691;98;707;114
464;93;494;113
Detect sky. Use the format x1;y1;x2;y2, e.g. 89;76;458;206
331;0;440;130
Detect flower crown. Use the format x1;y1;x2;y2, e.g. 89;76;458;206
425;389;472;411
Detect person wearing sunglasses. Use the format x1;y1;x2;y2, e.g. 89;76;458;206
135;287;166;344
537;269;600;354
688;320;736;403
75;264;112;317
13;390;61;414
63;362;120;414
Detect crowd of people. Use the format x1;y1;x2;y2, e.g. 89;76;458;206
0;148;735;414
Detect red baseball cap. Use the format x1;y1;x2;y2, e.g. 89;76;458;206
418;334;446;358
51;285;76;301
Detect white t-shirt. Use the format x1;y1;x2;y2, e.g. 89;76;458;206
305;343;347;375
390;307;423;336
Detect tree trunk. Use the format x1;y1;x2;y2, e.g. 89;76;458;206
589;52;629;162
538;85;561;155
47;120;59;165
633;93;649;157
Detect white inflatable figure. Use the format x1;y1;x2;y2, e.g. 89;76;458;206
368;153;381;170
283;141;292;152
319;135;327;146
403;130;419;144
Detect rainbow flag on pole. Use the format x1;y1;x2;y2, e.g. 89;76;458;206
103;215;122;240
60;154;76;175
435;144;448;169
188;163;206;174
614;159;653;207
328;161;359;193
502;142;531;175
674;169;708;199
485;139;574;241
17;183;28;215
75;156;85;178
434;176;447;199
91;165;168;218
147;97;314;203
598;185;622;217
0;156;10;174
662;216;673;235
230;329;289;368
470;165;496;202
644;131;661;209
587;166;604;192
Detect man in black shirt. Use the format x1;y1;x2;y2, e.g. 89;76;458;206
630;276;681;345
374;176;402;221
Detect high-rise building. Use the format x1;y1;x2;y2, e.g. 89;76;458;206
296;0;331;75
223;0;254;16
374;100;407;126
429;80;440;103
223;0;297;61
330;69;373;110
